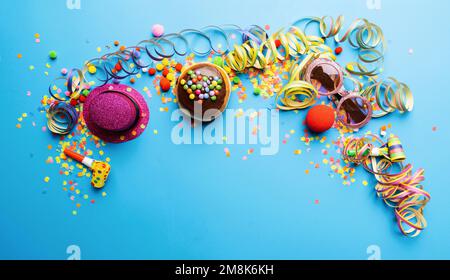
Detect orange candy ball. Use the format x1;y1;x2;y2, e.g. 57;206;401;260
175;63;183;72
159;78;171;92
305;105;335;133
162;68;169;77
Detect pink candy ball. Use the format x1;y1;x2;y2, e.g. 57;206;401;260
152;24;164;37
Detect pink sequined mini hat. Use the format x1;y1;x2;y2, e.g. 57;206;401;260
83;84;149;143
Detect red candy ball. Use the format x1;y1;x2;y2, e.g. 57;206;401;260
305;105;335;133
69;99;78;106
148;68;156;76
162;68;169;77
335;46;343;55
175;63;183;72
159;78;171;92
115;62;122;71
79;95;86;103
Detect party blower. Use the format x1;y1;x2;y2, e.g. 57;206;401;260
63;149;111;188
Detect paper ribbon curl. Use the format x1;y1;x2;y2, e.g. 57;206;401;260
343;134;430;237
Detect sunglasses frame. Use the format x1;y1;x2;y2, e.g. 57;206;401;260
304;58;344;96
334;91;373;129
304;58;373;129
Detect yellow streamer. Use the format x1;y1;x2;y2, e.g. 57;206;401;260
224;26;335;73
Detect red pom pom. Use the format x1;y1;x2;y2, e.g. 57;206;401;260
335;47;343;55
159;78;171;92
148;68;156;76
305;105;335;133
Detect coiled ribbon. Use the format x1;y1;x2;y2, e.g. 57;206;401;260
360;77;414;117
343;135;430;237
295;15;385;77
224;26;334;72
48;16;413;119
275;54;319;110
47;101;79;135
49;69;89;102
57;25;264;87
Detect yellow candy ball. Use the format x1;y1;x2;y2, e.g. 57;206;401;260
166;73;175;81
88;65;97;74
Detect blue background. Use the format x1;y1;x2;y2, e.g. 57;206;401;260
1;0;449;260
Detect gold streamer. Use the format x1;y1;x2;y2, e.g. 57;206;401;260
305;15;385;77
343;135;430;237
275;57;319;110
224;26;335;72
360;77;414;117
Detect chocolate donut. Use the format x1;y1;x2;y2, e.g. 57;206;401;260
174;63;231;122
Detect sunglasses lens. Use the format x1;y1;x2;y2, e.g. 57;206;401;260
337;96;371;128
310;64;341;95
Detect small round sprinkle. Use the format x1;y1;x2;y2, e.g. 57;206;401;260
213;56;224;67
48;50;57;60
88;65;97;74
152;24;165;37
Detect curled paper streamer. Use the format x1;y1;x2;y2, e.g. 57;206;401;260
68;25;256;85
343;135;430;237
43;15;417;140
49;69;89;101
47;102;79;135
295;15;385;77
48;21;334;87
360;77;414;118
224;26;334;72
275;80;317;110
275;59;318;110
48;16;413;123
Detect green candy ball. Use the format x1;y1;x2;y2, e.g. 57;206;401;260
213;56;224;67
49;50;57;60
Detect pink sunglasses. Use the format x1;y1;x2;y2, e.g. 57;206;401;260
304;58;373;129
